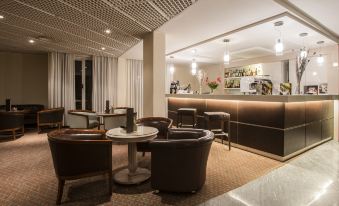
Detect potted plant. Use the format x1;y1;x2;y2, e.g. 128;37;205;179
206;76;222;94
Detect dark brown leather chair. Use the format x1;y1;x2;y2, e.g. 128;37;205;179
0;111;25;140
37;107;64;133
150;128;214;193
47;129;112;205
136;117;173;156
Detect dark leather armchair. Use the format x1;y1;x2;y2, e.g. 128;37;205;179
0;111;25;140
47;129;112;205
150;128;214;193
37;108;64;133
136;117;173;155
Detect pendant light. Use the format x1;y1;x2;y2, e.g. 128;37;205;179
191;58;197;75
169;56;175;74
316;41;325;64
274;21;284;56
299;33;308;58
223;39;230;65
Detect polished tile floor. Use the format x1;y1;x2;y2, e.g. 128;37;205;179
199;140;339;206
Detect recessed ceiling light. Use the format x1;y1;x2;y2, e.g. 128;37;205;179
191;49;197;54
104;29;111;34
312;71;317;76
333;62;338;67
0;15;4;19
28;39;35;44
101;47;106;50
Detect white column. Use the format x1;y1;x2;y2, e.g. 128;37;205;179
143;31;166;117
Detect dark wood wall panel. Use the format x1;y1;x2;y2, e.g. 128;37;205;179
284;126;306;155
167;97;334;159
285;102;305;128
206;100;238;121
322;118;334;140
238;124;284;156
306;101;323;123
238;101;285;128
322;100;334;119
306;122;322;146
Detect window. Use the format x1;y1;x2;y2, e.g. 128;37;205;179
75;58;93;110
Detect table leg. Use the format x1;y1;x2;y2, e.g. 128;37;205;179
113;142;151;185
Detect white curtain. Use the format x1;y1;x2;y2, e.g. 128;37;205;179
48;52;75;117
126;59;143;118
92;56;118;113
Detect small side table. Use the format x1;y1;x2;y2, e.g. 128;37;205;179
106;126;158;185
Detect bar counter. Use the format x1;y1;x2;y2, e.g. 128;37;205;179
166;94;338;161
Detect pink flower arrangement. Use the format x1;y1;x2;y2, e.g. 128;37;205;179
206;76;222;90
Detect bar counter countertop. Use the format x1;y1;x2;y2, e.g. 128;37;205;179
166;94;339;102
166;94;339;161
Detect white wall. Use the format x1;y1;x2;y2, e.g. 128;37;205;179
0;52;48;107
172;63;224;94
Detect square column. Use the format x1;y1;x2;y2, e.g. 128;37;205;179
143;31;166;117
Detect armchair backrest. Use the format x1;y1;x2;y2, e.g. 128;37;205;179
38;107;64;124
150;128;214;192
67;110;97;129
47;129;112;178
0;112;24;130
136;117;173;138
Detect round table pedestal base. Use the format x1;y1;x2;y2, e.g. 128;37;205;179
114;168;151;185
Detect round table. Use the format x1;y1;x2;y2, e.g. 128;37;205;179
106;125;158;185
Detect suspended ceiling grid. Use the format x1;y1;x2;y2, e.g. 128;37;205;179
0;0;197;56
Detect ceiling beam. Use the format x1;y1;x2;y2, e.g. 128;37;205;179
101;0;152;32
273;0;339;43
147;0;170;21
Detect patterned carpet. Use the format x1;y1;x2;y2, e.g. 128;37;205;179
0;131;283;206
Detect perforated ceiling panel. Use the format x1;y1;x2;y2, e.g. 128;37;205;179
0;0;197;56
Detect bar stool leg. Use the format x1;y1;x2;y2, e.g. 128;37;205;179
228;119;231;151
221;120;224;145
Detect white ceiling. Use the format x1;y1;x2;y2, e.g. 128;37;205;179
170;15;336;63
122;0;339;62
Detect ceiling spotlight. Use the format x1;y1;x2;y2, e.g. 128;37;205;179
333;62;338;67
0;15;4;19
28;39;35;44
104;29;111;34
312;71;317;76
101;47;106;50
191;49;197;54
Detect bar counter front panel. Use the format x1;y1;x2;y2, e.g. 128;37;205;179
167;94;335;161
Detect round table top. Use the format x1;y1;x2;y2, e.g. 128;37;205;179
106;125;158;143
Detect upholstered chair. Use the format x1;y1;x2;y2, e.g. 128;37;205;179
47;129;112;205
136;117;173;156
37;107;64;133
150;128;214;193
67;110;99;129
102;107;137;130
0;111;25;140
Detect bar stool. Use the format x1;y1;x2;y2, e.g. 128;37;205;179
204;112;231;150
177;108;197;128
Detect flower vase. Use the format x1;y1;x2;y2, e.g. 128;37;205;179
210;88;214;94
